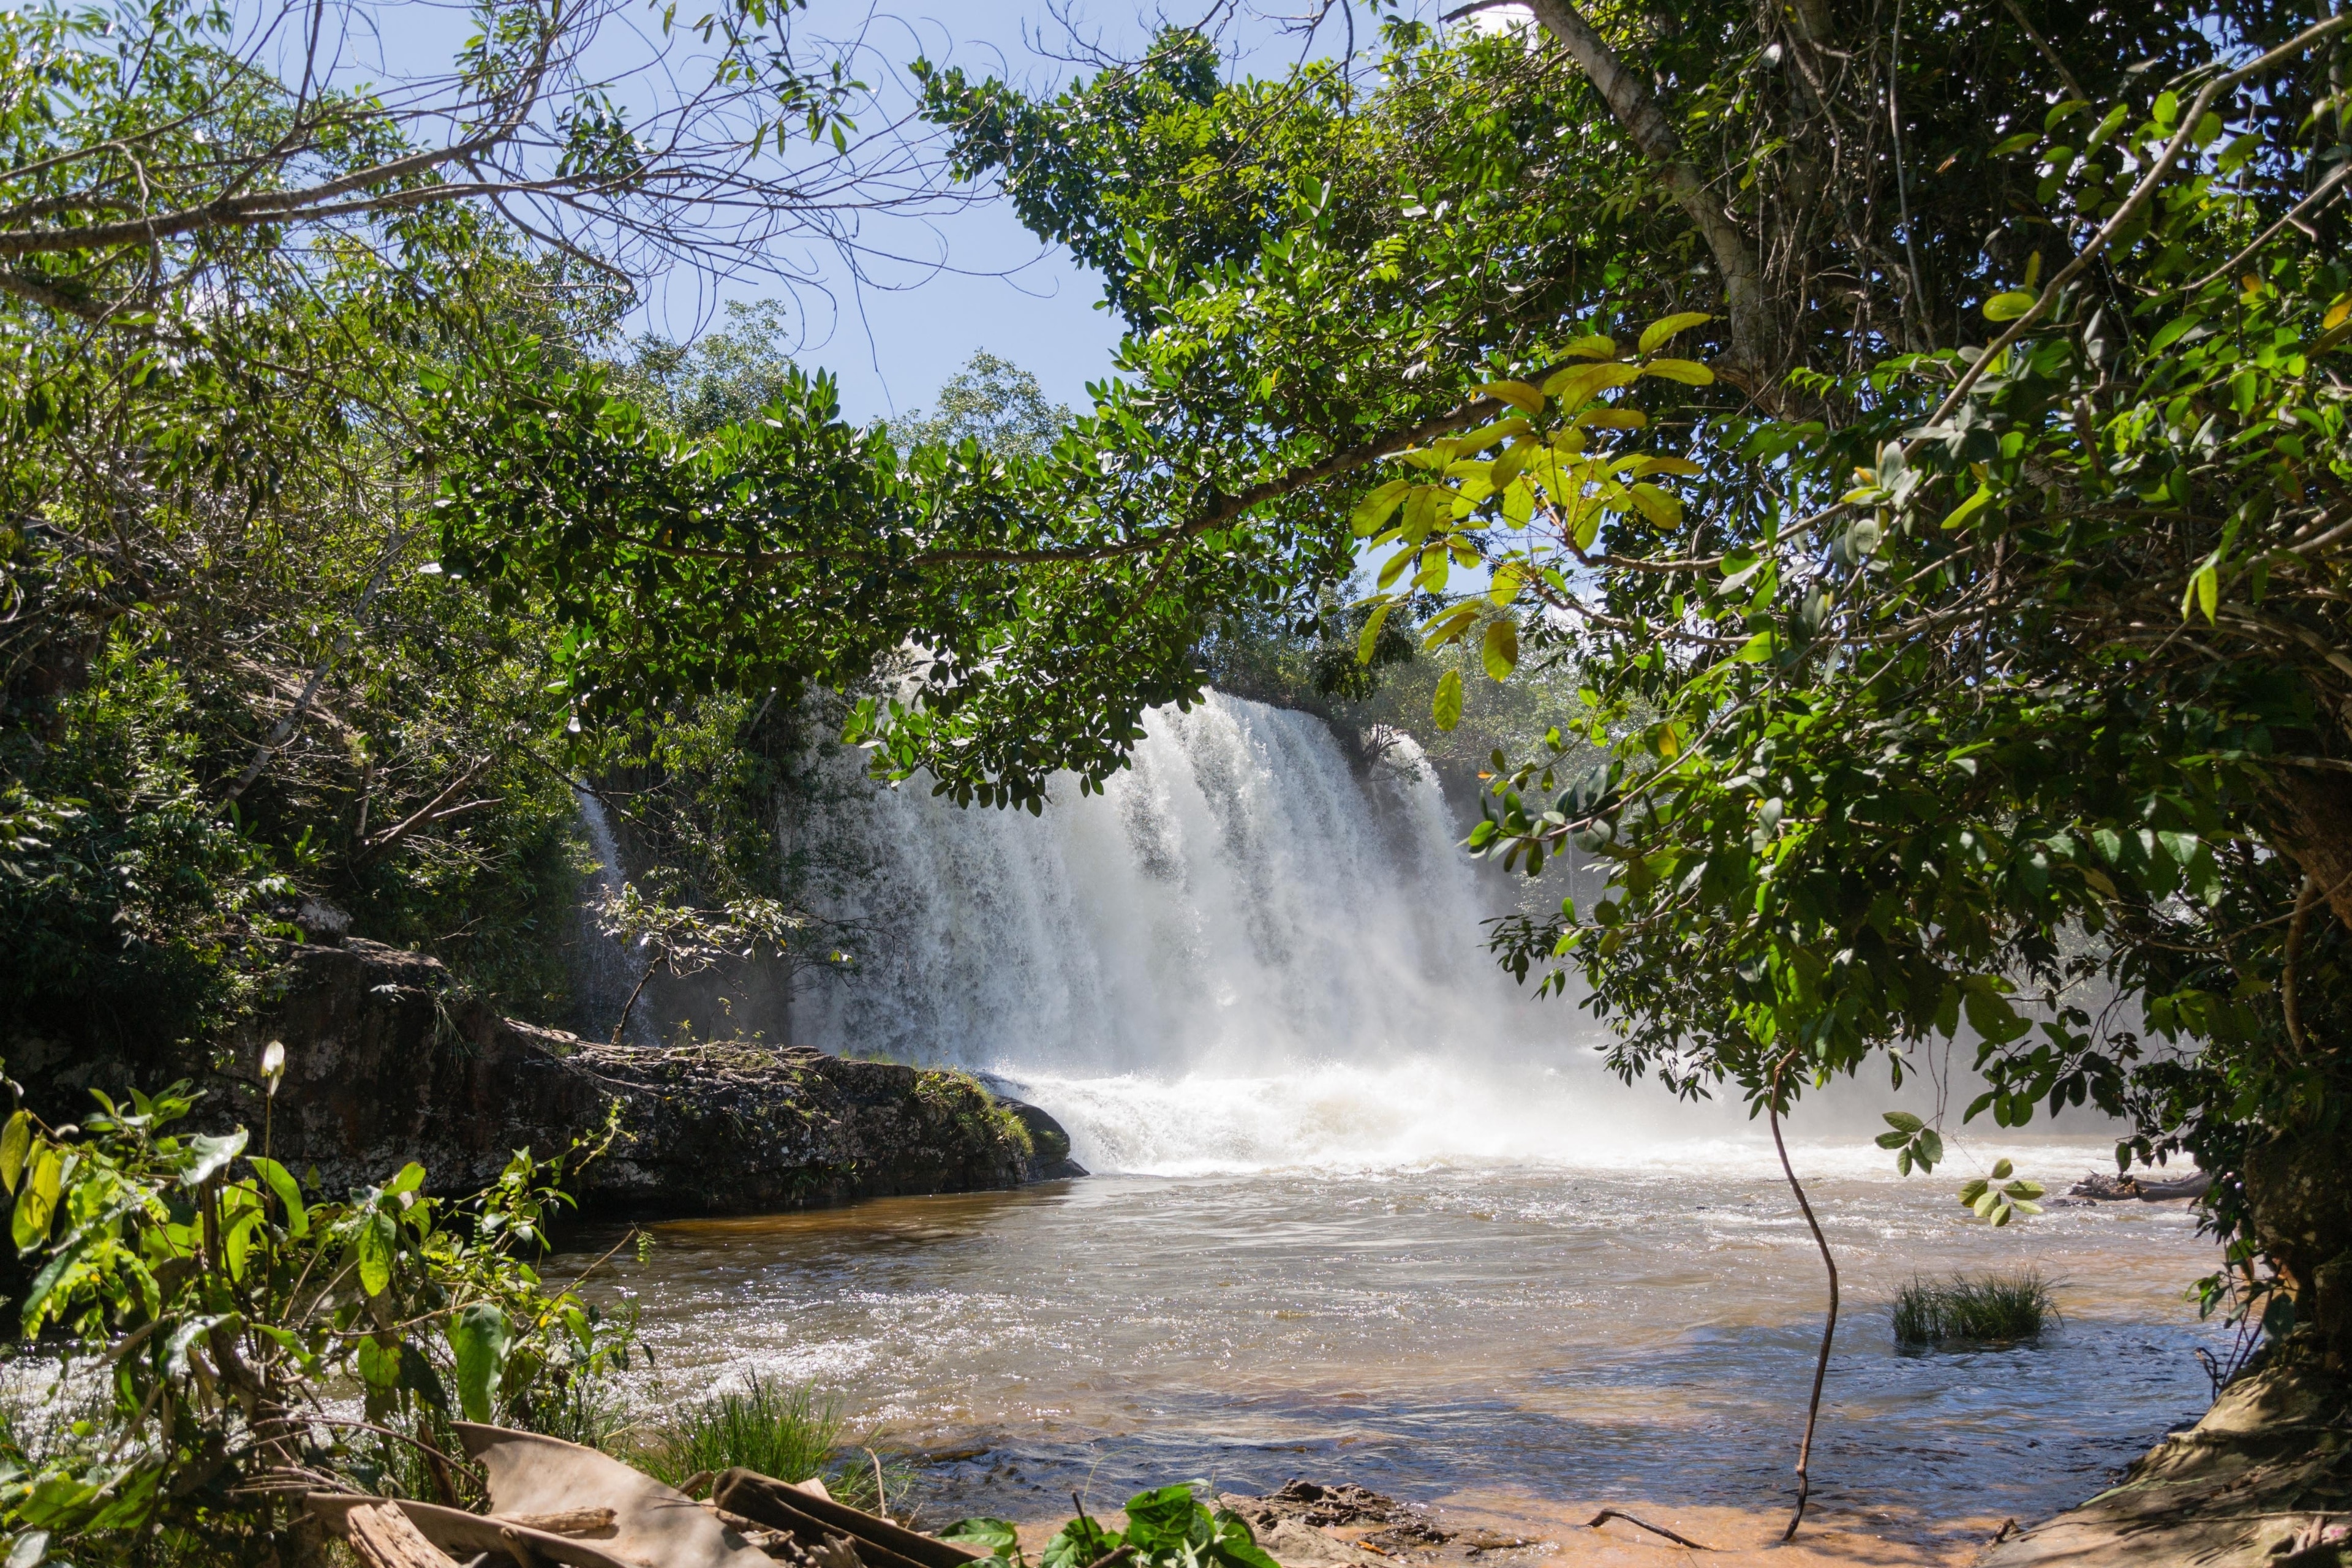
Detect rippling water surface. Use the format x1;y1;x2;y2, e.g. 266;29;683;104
565;1139;2222;1548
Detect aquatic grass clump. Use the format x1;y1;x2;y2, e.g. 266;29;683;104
641;1373;847;1490
638;1373;913;1513
1893;1270;2059;1346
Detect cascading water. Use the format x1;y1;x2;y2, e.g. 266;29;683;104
795;693;1741;1174
575;788;658;1047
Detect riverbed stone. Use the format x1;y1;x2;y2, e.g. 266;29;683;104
209;938;1070;1215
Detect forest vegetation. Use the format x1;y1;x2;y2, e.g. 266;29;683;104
1;0;2349;1559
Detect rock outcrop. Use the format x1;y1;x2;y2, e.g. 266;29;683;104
195;938;1080;1215
1975;1336;2351;1567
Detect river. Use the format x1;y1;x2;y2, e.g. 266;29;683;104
563;693;2227;1562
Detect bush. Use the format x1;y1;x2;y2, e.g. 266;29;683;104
1893;1270;2059;1345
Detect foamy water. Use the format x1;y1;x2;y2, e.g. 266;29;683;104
570;1153;2220;1555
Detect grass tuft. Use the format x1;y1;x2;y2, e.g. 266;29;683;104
1893;1270;2059;1345
636;1373;915;1515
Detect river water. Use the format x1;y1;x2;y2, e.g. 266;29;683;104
561;694;2228;1559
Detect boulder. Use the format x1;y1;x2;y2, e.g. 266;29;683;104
211;939;1069;1216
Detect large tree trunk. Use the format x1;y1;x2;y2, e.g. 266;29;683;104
2253;766;2352;1367
2266;766;2352;933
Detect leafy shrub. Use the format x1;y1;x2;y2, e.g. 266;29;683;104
0;1077;636;1566
944;1481;1281;1568
1893;1271;2059;1345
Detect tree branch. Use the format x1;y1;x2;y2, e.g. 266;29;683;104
1521;0;1776;383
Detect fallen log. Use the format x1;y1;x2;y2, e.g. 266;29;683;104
344;1501;461;1568
307;1494;644;1568
712;1467;986;1568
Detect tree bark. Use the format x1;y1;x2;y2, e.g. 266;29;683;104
2265;767;2352;932
1523;0;1779;388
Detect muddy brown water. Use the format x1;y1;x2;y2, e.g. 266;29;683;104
559;1139;2225;1564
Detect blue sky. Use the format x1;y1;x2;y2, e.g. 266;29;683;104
657;1;1444;423
311;1;1460;421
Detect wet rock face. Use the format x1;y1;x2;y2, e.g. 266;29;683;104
217;940;1073;1215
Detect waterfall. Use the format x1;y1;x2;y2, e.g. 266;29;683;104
793;693;1734;1174
574;788;658;1046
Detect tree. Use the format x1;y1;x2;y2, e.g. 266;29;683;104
906;2;2352;1376
0;0;970;1063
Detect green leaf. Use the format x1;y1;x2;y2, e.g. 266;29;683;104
1474;380;1545;415
2183;562;2218;623
1637;358;1714;385
1351;479;1412;537
356;1336;402;1390
1963;987;2029;1044
1420;603;1481;647
1983;290;2037;322
0;1114;29;1194
386;1161;427;1198
1432;669;1464;731
1356;603;1395;665
1958;1178;1989;1204
1210;1511;1285;1568
1556;334;1617;360
1123;1485;1208;1553
11;1146;61;1253
1637;312;1713;354
1627;482;1682;526
1482;618;1519;681
1991;1158;2015;1180
1875;1129;1911;1149
942;1520;1022;1558
1540;361;1640;405
250;1157;308;1238
448;1303;512;1423
1040;1517;1119;1568
1917;1129;1944;1168
181;1129;248;1188
1941;486;1994;530
355;1210;397;1296
1735;631;1777;663
1882;1112;1925;1134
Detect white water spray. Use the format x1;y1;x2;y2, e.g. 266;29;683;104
575;788;658;1047
796;694;1745;1174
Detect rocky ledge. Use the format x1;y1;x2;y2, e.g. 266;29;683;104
1977;1336;2350;1567
173;938;1084;1215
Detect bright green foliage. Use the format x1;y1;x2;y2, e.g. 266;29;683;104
0;1079;635;1564
1956;1159;2048;1227
907;2;2352;1320
1892;1271;2059;1344
425;348;1290;809
640;1374;846;1493
947;1482;1283;1568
